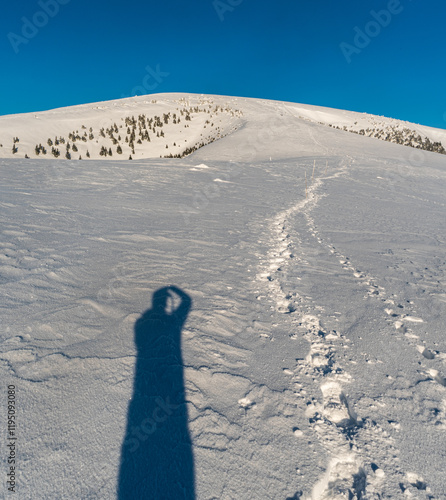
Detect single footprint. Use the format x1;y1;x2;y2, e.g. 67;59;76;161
416;345;436;360
321;381;357;428
429;369;446;387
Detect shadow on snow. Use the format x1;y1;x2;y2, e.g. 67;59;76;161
118;286;195;499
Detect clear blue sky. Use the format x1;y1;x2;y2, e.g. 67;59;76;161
1;0;445;129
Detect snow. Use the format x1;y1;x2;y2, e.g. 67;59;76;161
0;95;243;160
1;93;446;499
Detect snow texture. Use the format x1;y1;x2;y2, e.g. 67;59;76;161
1;93;446;499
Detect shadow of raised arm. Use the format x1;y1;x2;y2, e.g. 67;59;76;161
168;285;192;324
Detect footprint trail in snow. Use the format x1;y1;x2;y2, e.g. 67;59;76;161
257;157;438;499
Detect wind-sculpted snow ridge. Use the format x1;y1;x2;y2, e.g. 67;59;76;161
257;157;441;499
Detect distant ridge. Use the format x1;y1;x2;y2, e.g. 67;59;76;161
1;93;445;160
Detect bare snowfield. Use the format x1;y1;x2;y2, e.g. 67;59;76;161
1;93;446;499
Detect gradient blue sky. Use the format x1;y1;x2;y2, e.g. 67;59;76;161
1;0;445;128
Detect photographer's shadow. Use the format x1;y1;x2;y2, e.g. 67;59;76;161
118;286;195;499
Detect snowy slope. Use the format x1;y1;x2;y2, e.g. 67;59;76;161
1;93;445;161
0;94;243;160
1;93;446;499
283;102;446;155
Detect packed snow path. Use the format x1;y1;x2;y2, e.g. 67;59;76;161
1;94;445;499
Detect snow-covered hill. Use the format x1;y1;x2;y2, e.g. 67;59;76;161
1;93;446;499
1;93;445;160
0;94;243;160
285;102;446;155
